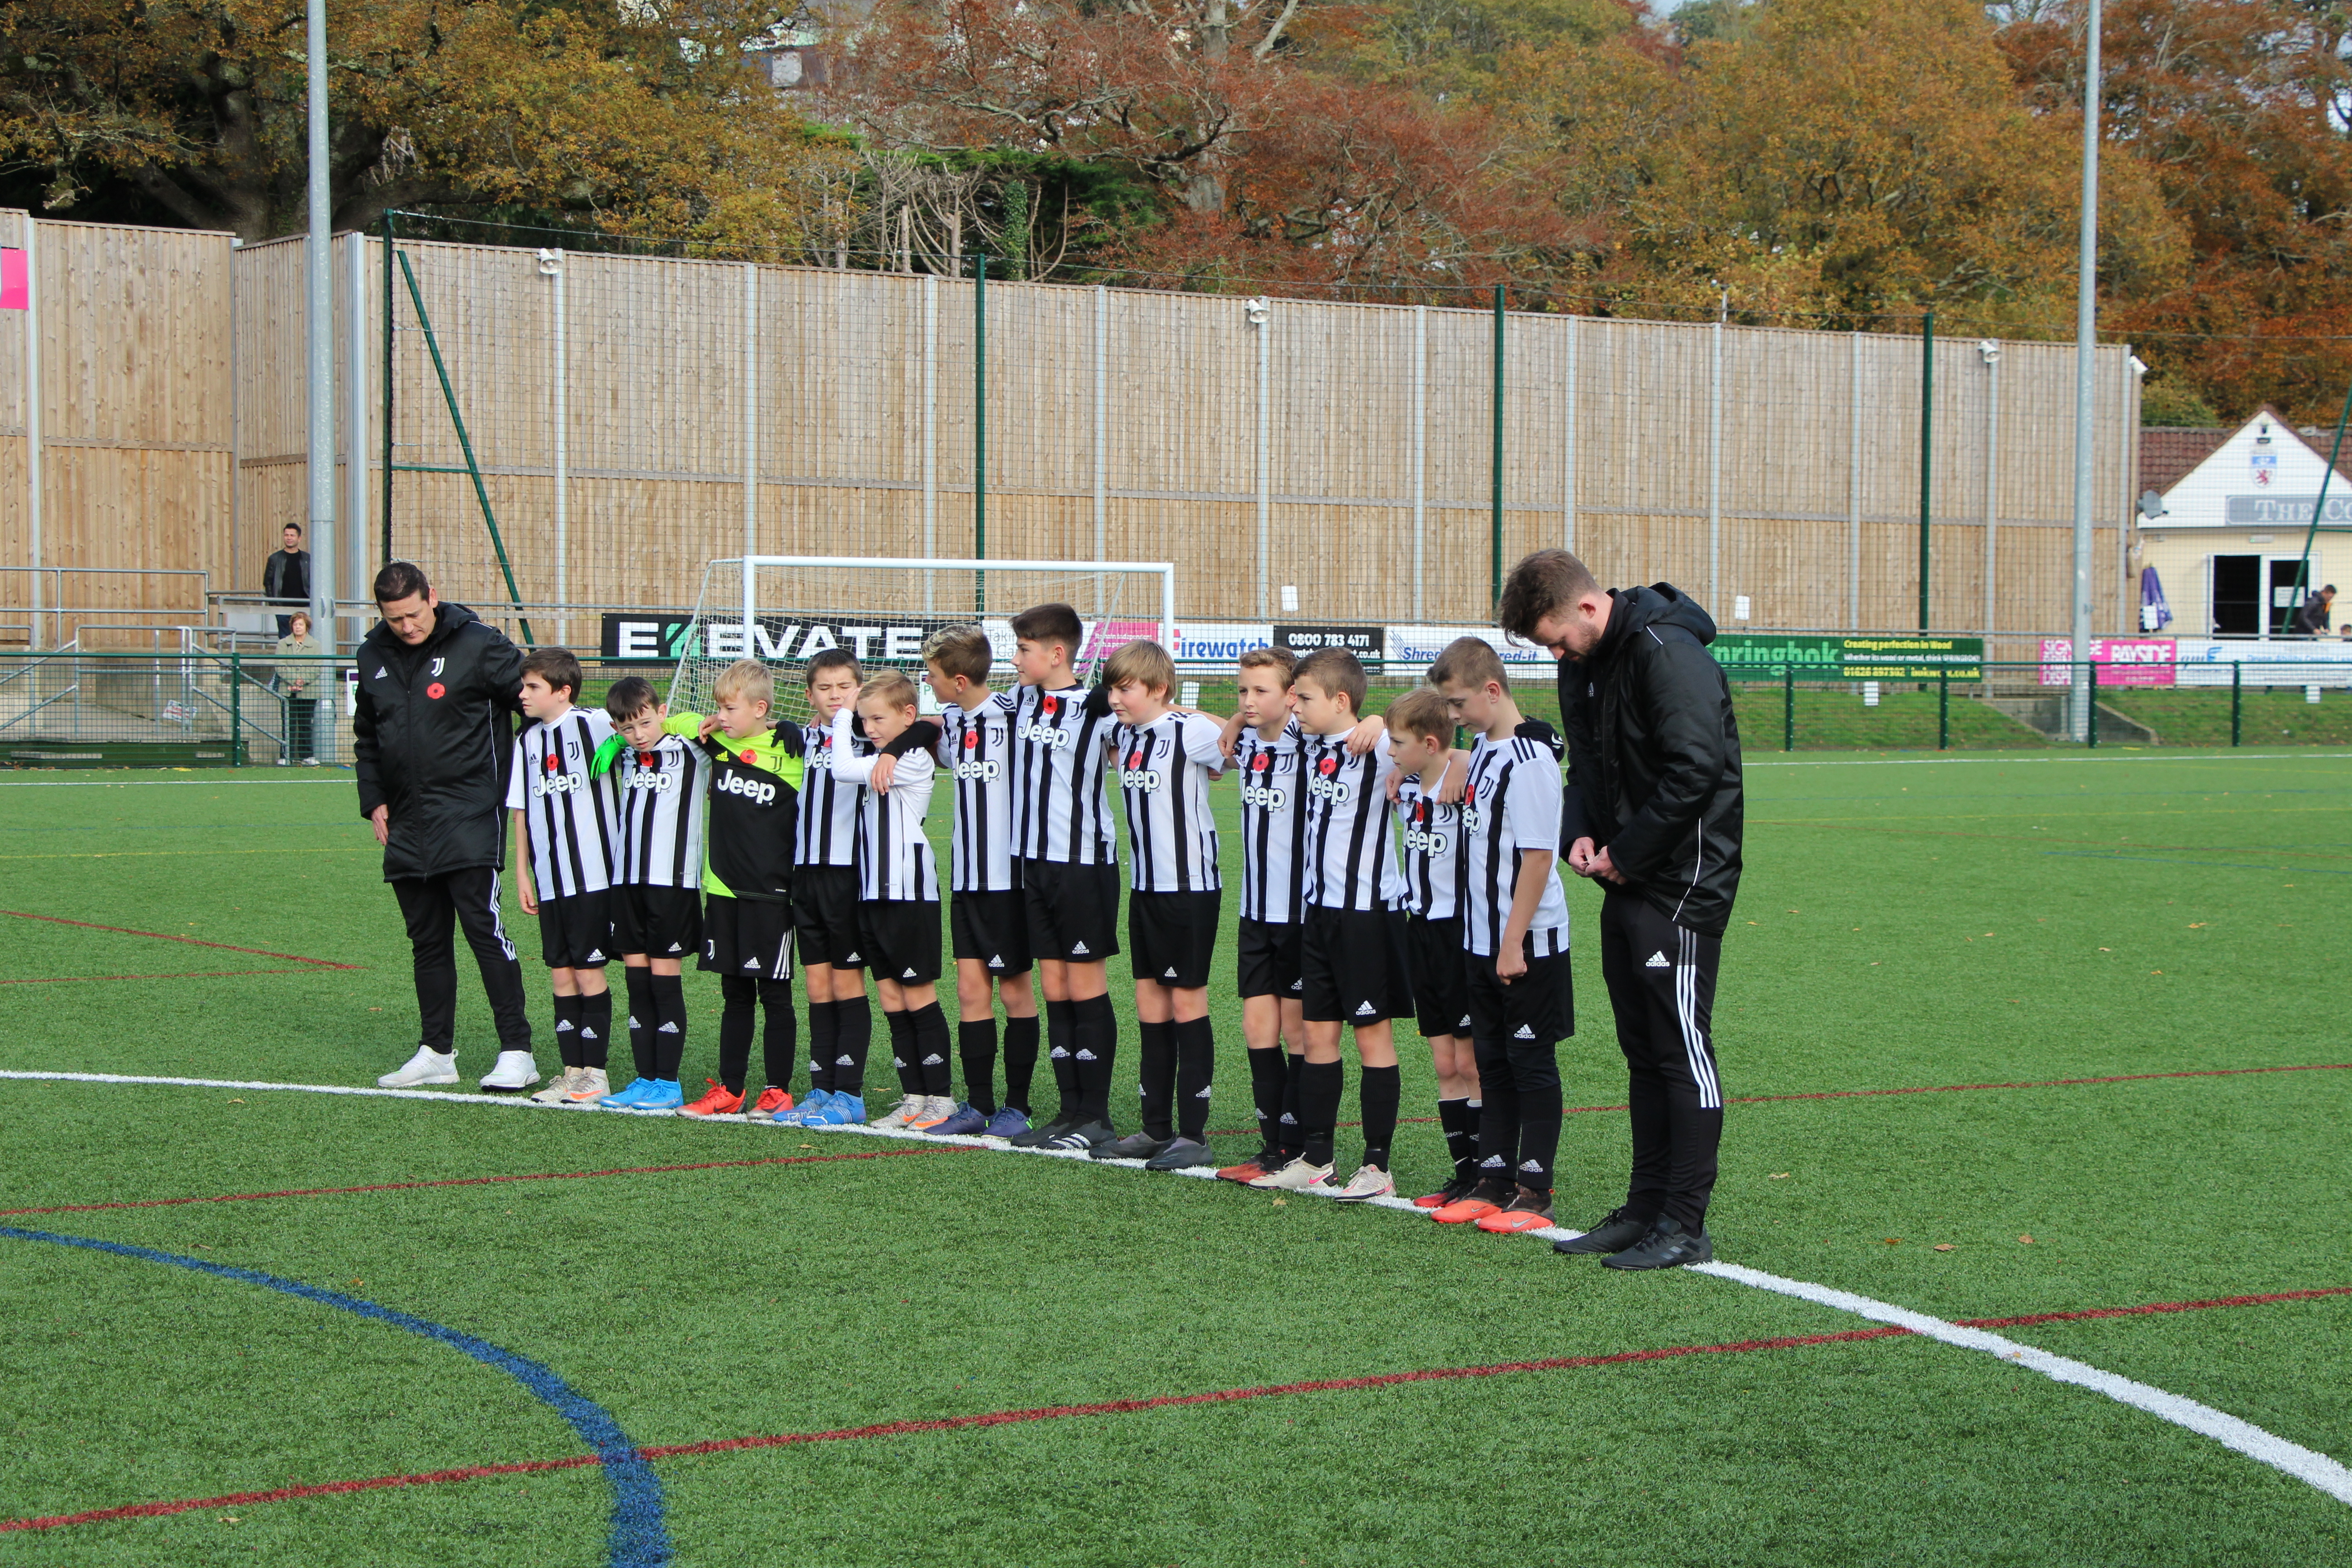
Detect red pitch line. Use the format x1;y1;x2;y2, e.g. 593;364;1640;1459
15;1280;2346;1535
0;1144;975;1219
0;910;360;970
0;969;315;986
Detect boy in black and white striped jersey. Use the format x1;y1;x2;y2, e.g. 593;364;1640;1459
1002;603;1126;1152
505;647;621;1107
823;670;953;1132
794;649;875;1124
1213;647;1312;1185
593;676;709;1111
1386;685;1485;1209
1255;647;1415;1200
1425;637;1574;1235
1095;638;1228;1171
914;624;1038;1139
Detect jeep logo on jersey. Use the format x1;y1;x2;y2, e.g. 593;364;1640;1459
1120;765;1164;791
531;772;585;797
1461;805;1486;832
1401;826;1450;856
1019;721;1073;749
625;769;677;793
1306;771;1353;804
714;772;777;806
1239;782;1288;809
951;759;1002;781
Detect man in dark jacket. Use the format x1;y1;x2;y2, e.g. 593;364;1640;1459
355;561;539;1093
2291;584;2336;637
1498;549;1742;1270
263;525;313;637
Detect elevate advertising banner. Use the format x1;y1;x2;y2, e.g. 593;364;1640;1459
601;613;961;664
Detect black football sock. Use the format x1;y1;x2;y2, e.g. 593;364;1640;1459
1073;994;1119;1124
959;1019;1000;1117
650;973;688;1081
552;992;583;1070
911;1003;954;1097
1299;1059;1345;1169
622;967;654;1081
886;1009;920;1096
1438;1098;1476;1182
758;980;797;1092
1358;1063;1401;1170
806;1000;838;1094
717;975;757;1095
1044;999;1080;1119
578;989;612;1072
1278;1051;1307;1160
1001;1013;1039;1116
1135;1020;1175;1140
1473;1040;1520;1190
1246;1045;1288;1156
833;995;872;1098
1173;1017;1216;1142
1514;1076;1563;1193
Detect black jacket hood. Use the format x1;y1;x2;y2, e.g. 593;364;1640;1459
1594;583;1717;663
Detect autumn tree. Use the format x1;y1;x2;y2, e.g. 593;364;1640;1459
2001;0;2352;424
0;0;851;247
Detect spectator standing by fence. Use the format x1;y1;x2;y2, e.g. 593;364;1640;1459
275;611;323;766
264;524;312;637
2292;585;2336;638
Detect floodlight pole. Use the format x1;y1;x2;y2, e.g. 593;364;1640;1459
305;0;336;652
2068;0;2102;741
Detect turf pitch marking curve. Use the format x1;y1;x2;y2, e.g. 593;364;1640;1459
0;1225;671;1564
5;1074;2350;1512
7;1286;2347;1534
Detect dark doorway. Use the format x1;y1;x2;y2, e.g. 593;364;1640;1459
2212;554;2260;637
2269;559;2312;637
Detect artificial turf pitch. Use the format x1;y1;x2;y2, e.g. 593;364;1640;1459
1;749;2348;1566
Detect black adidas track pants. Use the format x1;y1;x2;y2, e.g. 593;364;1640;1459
1597;891;1725;1232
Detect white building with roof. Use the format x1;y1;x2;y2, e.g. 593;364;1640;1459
2138;408;2350;639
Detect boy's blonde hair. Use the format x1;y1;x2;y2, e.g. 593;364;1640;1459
1428;636;1509;693
859;670;920;711
921;624;991;686
1102;638;1176;698
1236;646;1298;685
1386;686;1453;747
713;658;775;714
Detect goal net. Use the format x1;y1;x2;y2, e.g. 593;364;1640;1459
665;557;1177;725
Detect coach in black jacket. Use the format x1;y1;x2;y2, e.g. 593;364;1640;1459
353;561;539;1093
1498;549;1742;1271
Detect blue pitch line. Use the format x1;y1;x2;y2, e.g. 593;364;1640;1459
2042;851;2352;876
0;1226;668;1565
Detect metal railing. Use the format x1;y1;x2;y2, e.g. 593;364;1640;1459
0;568;212;650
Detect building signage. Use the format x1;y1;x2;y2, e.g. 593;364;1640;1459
2223;495;2352;526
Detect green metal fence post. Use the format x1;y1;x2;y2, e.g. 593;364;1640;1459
1492;284;1505;611
974;253;988;617
1783;664;1795;752
2231;660;2243;747
2086;660;2098;749
1919;308;1933;631
229;652;241;765
1937;667;1949;751
381;212;395;566
392;248;535;646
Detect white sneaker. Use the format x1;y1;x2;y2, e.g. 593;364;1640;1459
1247;1158;1335;1191
562;1068;611;1106
480;1050;542;1093
1328;1163;1395;1203
869;1093;926;1130
529;1068;581;1105
377;1046;460;1089
908;1095;957;1130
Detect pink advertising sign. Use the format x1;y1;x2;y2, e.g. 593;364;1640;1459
0;249;25;312
2039;637;2177;687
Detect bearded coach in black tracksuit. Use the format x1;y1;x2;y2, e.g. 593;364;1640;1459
1498;549;1742;1271
353;561;539;1093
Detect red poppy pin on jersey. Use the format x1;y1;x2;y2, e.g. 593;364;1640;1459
544;754;558;771
964;730;979;750
1252;754;1269;771
740;750;756;765
639;751;657;768
1319;755;1338;775
1128;750;1144;769
426;682;446;700
1042;695;1058;716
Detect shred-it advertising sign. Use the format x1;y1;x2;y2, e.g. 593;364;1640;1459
600;614;957;664
2038;637;2177;688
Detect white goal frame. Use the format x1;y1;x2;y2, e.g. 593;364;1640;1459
721;555;1176;655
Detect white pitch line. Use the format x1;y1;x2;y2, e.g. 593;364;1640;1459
6;1067;2349;1506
